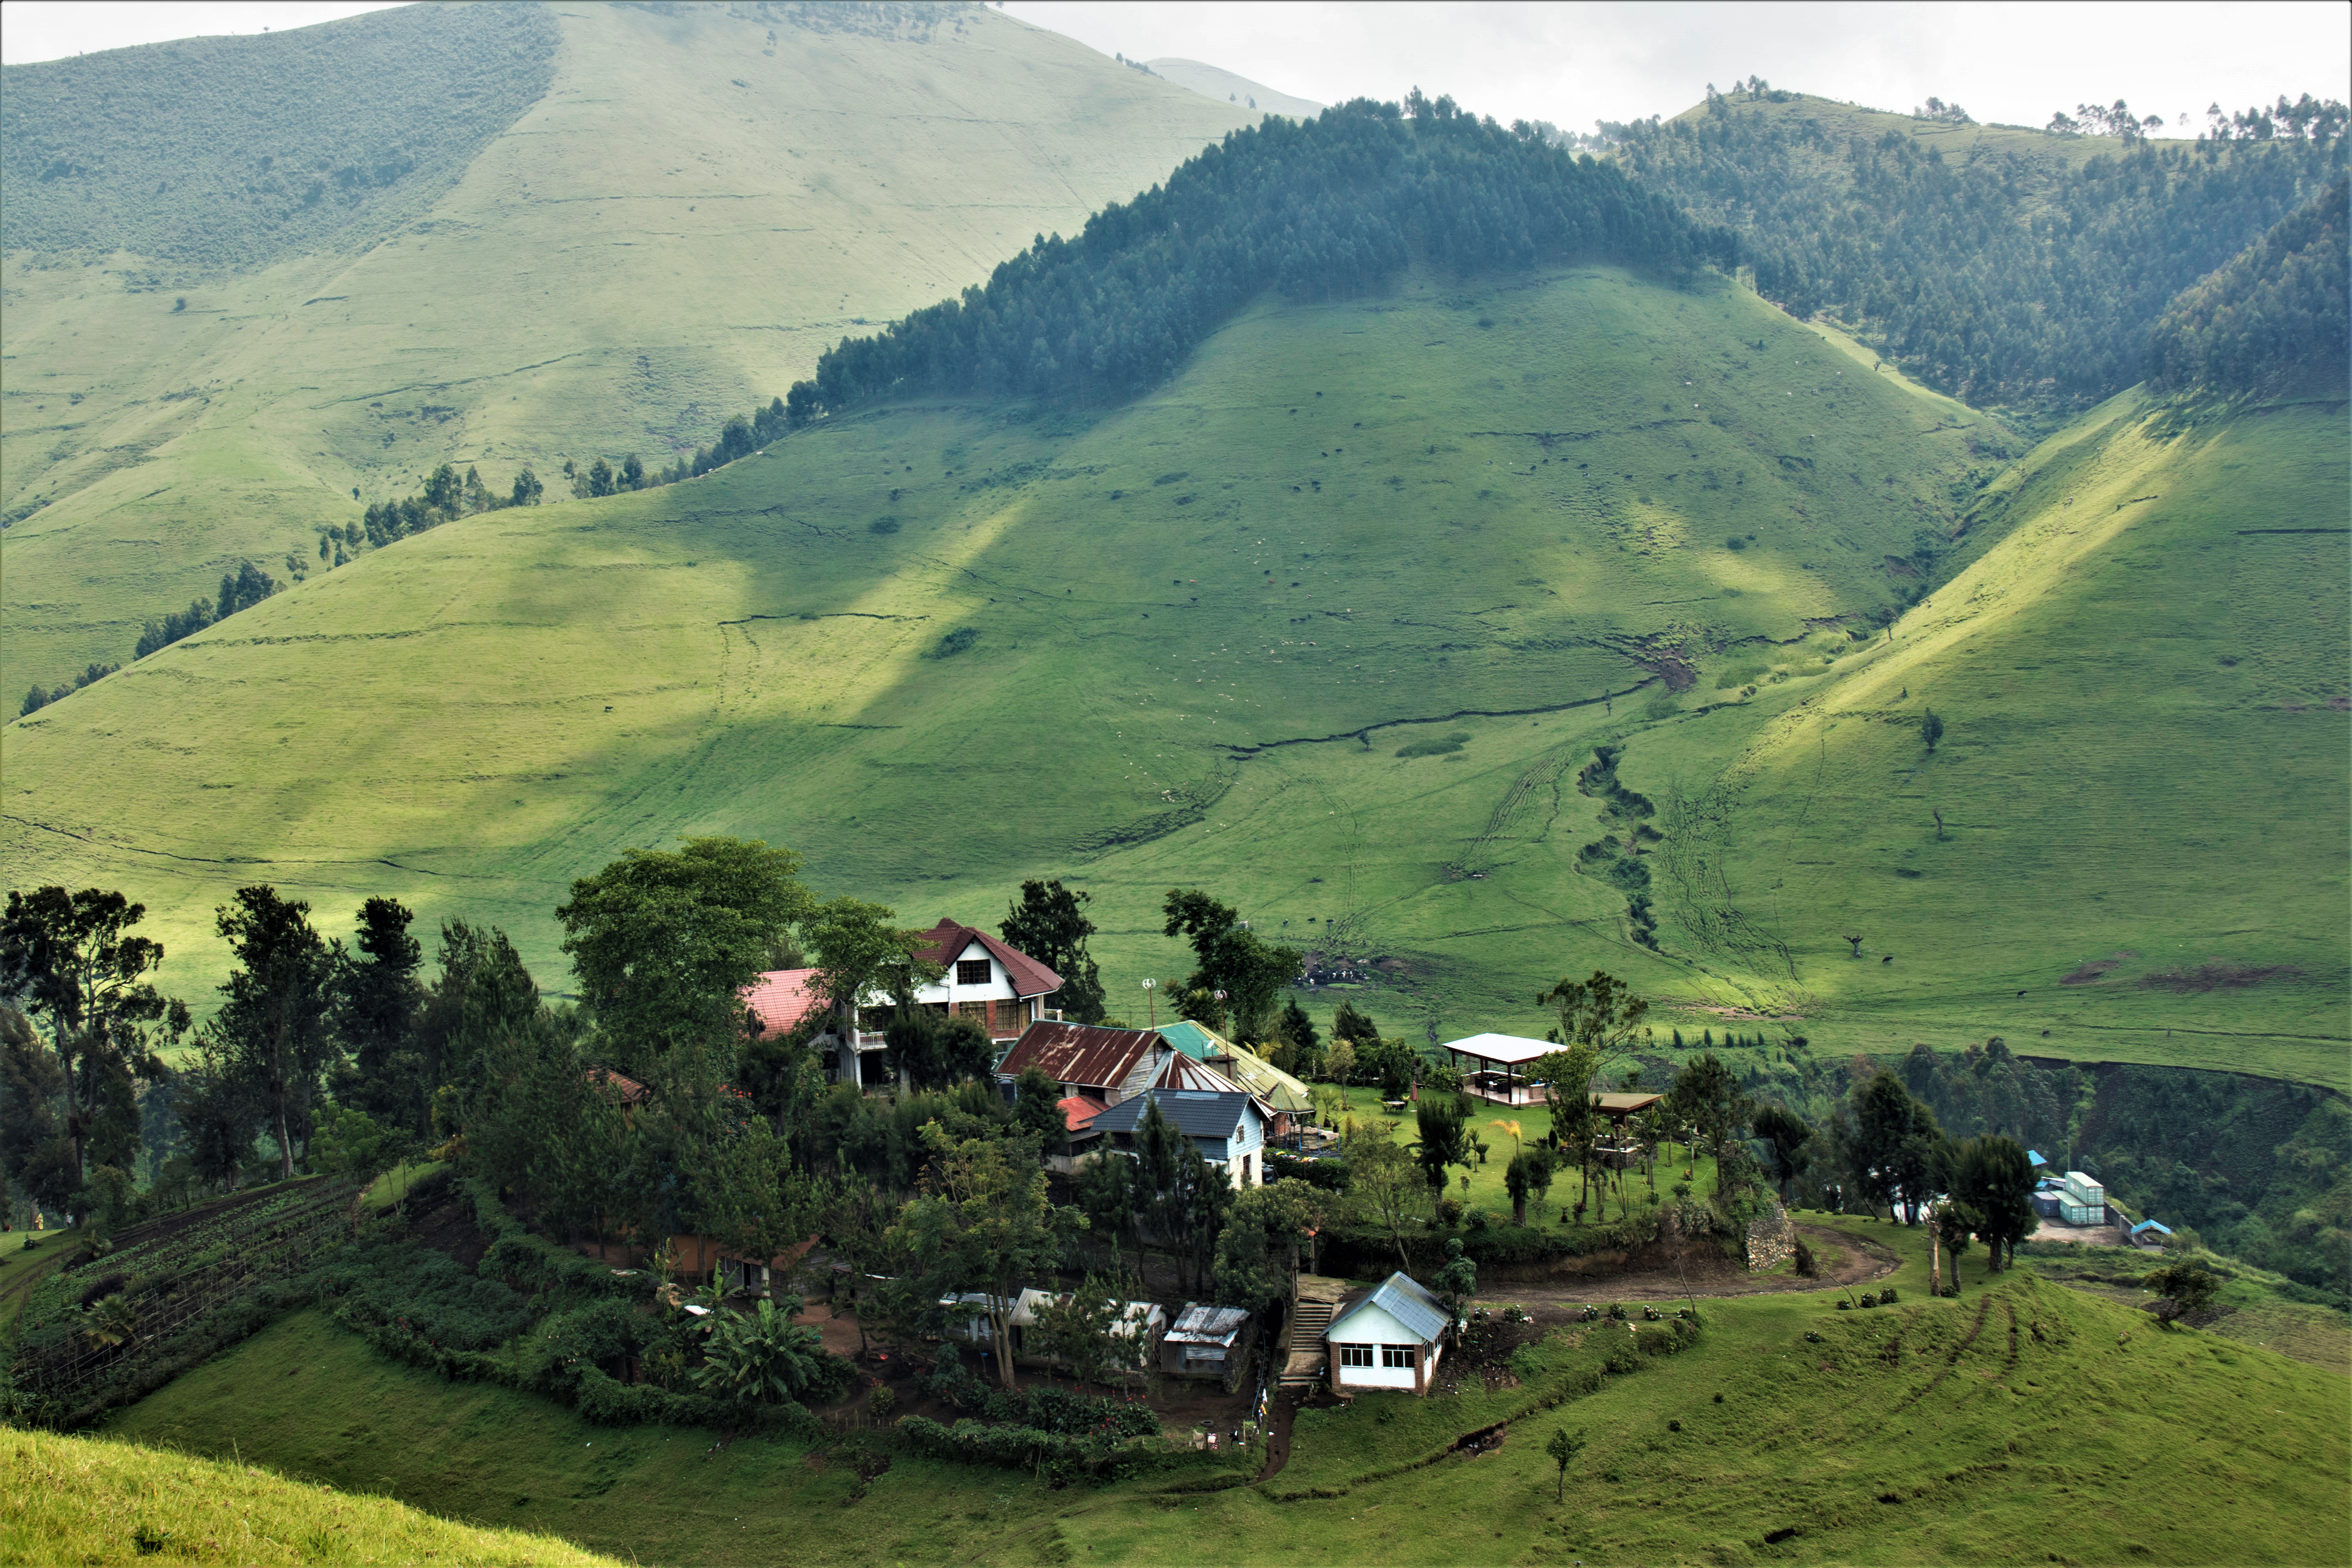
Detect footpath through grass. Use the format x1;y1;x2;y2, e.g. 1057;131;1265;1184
101;1217;2348;1565
1;1427;615;1566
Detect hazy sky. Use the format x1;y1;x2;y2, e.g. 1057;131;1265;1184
5;0;2346;138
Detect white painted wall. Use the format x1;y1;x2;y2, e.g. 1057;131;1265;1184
1328;1300;1441;1392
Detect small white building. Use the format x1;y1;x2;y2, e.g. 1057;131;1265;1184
1327;1271;1448;1396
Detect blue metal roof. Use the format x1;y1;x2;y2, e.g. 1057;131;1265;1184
1088;1089;1260;1141
2131;1219;2173;1236
2027;1150;2048;1166
1330;1270;1448;1344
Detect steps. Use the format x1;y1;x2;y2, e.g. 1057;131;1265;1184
1279;1299;1335;1388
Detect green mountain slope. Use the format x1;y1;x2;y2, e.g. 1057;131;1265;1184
1;263;2001;1013
0;0;1252;693
1621;390;2350;1088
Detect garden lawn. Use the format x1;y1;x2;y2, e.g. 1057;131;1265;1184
1321;1083;1722;1230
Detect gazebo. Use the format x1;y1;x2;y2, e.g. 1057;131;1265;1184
1440;1033;1554;1105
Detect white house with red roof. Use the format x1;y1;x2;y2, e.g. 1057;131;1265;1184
743;918;1063;1087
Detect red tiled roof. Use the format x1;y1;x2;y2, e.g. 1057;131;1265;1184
744;967;824;1039
914;918;1063;999
1058;1094;1107;1131
995;1021;1162;1090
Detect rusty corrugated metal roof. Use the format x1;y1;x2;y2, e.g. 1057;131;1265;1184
995;1020;1161;1089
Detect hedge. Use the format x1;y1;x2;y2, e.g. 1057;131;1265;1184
1265;1152;1351;1191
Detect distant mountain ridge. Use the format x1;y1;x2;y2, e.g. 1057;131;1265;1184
1144;56;1323;120
0;0;1253;694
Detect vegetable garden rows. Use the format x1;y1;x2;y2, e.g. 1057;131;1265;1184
12;1179;360;1410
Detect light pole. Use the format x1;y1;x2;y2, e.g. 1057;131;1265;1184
1141;978;1156;1027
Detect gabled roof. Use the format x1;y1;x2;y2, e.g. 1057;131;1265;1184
1058;1094;1107;1132
1330;1270;1447;1344
1207;1043;1314;1113
1154;1023;1314;1112
2131;1218;2173;1236
995;1021;1162;1088
1149;1051;1245;1095
744;968;824;1039
1089;1088;1261;1141
914;918;1063;999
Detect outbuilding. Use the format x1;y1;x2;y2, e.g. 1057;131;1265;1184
1327;1270;1448;1396
1161;1303;1252;1378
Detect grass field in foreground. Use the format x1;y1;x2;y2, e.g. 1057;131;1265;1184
0;1428;615;1566
106;1216;2348;1566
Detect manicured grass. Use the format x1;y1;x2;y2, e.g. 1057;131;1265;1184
1321;1084;1722;1226
105;1229;2349;1566
1;1427;616;1566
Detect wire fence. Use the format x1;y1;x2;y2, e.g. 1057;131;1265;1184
14;1179;360;1403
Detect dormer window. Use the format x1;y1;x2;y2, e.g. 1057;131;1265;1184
956;958;991;986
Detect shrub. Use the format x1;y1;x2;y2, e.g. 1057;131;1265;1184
1266;1152;1351;1191
1877;1286;1899;1304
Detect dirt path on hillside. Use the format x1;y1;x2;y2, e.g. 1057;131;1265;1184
1470;1225;1901;1305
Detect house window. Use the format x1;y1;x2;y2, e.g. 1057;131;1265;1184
956;958;991;986
1381;1344;1416;1369
1338;1343;1374;1368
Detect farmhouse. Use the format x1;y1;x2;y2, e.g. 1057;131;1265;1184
745;918;1062;1085
1327;1270;1448;1396
1088;1087;1269;1189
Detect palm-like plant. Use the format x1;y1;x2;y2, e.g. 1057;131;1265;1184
691;1299;825;1404
83;1292;138;1352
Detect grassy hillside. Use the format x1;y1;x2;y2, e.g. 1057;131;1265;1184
1144;57;1325;120
0;0;1252;692
105;1229;2350;1565
1;1427;616;1566
11;246;2345;1087
2;264;2004;1014
1621;389;2350;1086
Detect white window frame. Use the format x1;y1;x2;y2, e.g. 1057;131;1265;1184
1338;1342;1374;1368
1381;1344;1416;1368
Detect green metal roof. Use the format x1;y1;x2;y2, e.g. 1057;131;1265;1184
1154;1023;1313;1112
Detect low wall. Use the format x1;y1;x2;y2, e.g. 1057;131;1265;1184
1743;1199;1795;1272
